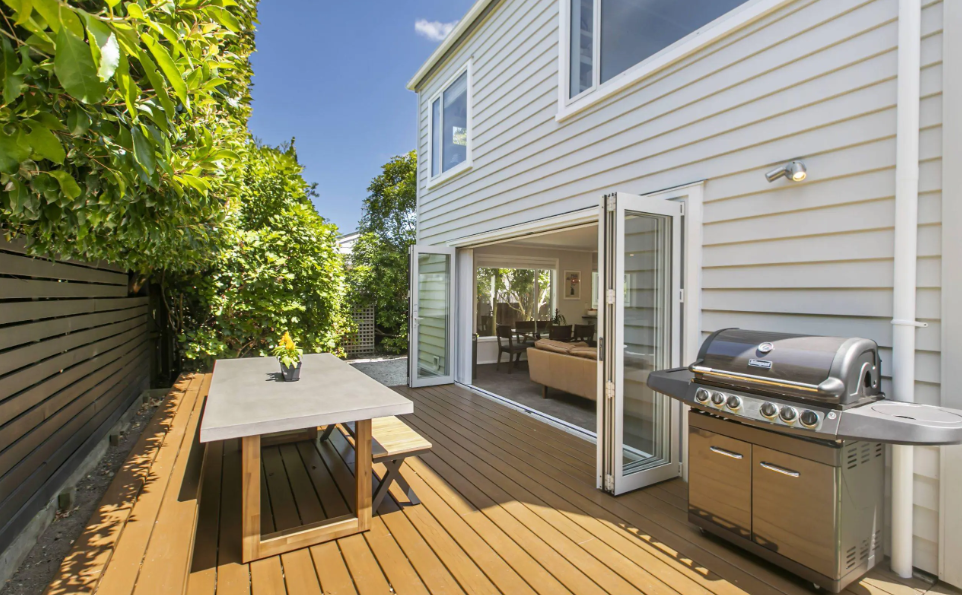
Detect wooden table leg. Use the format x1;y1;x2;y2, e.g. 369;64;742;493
241;435;261;562
354;419;372;531
241;421;373;563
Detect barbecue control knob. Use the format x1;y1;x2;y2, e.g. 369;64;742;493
710;392;726;406
800;410;820;428
760;402;778;419
779;407;798;423
726;395;742;410
695;388;710;403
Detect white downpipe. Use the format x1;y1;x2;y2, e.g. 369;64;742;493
891;0;922;579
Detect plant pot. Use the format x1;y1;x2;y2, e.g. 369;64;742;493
280;361;302;382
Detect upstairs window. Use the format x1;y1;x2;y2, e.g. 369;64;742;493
429;63;471;181
567;0;752;101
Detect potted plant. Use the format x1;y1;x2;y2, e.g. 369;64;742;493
273;332;303;381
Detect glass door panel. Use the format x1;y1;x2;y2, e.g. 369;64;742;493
622;213;673;475
599;192;681;495
410;245;456;387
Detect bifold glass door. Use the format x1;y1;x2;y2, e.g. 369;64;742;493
409;245;457;387
598;192;682;494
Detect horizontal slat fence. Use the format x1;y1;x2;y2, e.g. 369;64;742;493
0;238;149;554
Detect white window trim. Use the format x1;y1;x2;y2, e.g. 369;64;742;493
556;0;794;122
427;60;474;189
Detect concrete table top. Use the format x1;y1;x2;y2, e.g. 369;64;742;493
200;354;414;443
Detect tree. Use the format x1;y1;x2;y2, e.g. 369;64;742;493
163;142;350;370
348;151;416;353
0;0;254;275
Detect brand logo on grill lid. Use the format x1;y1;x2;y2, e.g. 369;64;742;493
757;342;774;354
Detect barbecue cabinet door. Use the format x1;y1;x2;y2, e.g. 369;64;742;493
752;446;838;578
689;427;753;538
598;192;683;494
409;245;457;387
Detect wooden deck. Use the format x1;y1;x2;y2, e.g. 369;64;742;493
44;374;948;595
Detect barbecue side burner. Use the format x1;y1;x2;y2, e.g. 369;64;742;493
647;329;962;593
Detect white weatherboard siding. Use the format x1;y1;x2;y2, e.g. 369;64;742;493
414;0;944;572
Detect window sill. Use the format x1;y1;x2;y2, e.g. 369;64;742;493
426;160;473;189
556;0;793;123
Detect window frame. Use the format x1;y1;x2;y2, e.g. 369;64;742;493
426;60;473;188
557;0;794;122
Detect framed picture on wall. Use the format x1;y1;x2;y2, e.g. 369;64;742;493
564;270;581;300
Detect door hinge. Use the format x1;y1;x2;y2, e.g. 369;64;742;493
606;195;617;212
678;289;685;303
606;289;616;304
605;381;615;401
679;201;686;216
604;474;615;492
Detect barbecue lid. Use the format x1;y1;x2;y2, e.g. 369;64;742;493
689;329;882;404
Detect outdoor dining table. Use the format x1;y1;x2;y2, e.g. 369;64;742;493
199;353;413;562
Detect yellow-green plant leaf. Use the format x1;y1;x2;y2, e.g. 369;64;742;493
0;129;30;174
25;121;65;164
142;34;188;108
14;0;32;25
48;170;81;199
136;49;176;116
126;3;145;20
54;26;107;103
31;0;59;32
83;15;120;82
207;6;240;33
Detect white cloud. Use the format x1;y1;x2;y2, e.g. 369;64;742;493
414;19;457;42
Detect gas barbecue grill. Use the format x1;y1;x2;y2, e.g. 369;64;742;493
647;329;962;593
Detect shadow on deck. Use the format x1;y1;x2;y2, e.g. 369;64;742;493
43;377;945;595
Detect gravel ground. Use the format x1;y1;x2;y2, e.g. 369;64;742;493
0;394;164;595
350;355;408;387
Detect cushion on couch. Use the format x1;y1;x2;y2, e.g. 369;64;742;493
534;339;588;354
568;347;597;361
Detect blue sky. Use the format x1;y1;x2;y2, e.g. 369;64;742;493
248;1;475;233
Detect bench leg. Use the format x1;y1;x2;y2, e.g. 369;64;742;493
394;468;420;505
319;424;336;442
372;458;404;512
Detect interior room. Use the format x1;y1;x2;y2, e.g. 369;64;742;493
470;224;600;433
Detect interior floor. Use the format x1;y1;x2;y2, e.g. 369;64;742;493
473;362;596;432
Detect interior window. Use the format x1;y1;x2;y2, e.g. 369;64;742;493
570;0;750;98
476;268;554;337
431;70;469;176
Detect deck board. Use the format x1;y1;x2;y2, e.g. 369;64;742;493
47;381;947;595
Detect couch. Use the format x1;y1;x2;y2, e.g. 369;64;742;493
527;339;598;402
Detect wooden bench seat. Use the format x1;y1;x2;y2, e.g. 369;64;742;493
321;416;431;510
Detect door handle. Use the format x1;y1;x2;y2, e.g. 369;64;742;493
709;446;743;460
760;462;800;478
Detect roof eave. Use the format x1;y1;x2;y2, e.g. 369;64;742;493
406;0;495;92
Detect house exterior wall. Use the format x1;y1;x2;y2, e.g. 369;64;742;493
413;0;945;572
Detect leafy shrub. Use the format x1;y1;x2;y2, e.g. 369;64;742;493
0;0;254;275
163;143;350;370
347;151;416;353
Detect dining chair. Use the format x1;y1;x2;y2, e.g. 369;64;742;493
573;324;595;343
548;325;572;342
496;325;527;373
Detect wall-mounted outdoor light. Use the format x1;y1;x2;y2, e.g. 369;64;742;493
765;160;807;183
